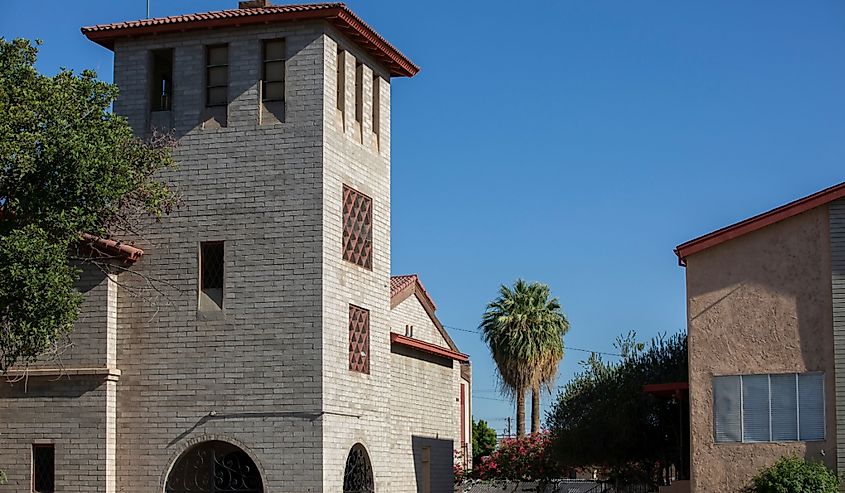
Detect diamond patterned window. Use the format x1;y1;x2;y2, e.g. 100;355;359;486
342;185;373;269
349;305;370;374
32;444;54;493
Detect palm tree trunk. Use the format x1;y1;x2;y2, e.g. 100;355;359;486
516;389;526;437
531;385;540;434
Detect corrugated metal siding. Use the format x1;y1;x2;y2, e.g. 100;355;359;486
829;199;845;472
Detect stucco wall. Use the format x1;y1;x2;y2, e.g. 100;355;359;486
685;206;836;492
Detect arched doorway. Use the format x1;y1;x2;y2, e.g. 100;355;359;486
165;440;263;493
342;443;374;493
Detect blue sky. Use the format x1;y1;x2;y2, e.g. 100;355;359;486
4;0;845;434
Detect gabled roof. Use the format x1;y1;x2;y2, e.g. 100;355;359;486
390;274;459;353
81;3;419;77
675;181;845;266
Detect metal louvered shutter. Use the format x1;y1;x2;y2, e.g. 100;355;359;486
770;374;798;441
714;375;741;443
798;373;825;441
742;375;770;442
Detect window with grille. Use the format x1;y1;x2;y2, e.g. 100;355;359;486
349;305;370;374
150;48;173;111
714;372;825;443
342;185;373;269
32;444;54;493
262;39;285;102
206;44;229;107
199;242;224;311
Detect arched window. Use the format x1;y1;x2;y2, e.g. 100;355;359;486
343;443;374;493
165;440;263;493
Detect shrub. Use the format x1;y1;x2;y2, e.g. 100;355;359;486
747;456;840;493
472;432;557;481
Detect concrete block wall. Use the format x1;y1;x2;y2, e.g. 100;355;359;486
111;21;327;492
23;263;115;370
320;28;395;491
0;377;114;492
391;296;450;348
389;295;462;491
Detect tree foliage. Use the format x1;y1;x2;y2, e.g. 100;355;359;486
546;331;687;485
0;38;176;372
746;456;840;493
473;432;558;482
472;419;498;462
480;280;569;436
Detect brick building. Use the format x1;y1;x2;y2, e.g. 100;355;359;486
0;3;471;492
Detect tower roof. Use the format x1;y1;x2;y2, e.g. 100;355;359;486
81;3;419;77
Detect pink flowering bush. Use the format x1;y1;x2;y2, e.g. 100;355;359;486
472;432;559;481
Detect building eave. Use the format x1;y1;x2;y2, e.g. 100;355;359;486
675;181;845;266
390;332;469;362
80;3;419;77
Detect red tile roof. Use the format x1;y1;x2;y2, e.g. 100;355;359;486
390;274;462;353
675;181;845;266
80;233;144;263
81;3;419;77
390;274;435;310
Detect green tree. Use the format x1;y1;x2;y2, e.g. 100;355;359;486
0;38;176;373
472;419;498;462
480;280;570;436
547;331;687;487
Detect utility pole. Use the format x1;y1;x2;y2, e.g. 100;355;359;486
506;416;512;438
146;0;151;18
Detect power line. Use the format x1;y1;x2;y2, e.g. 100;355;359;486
443;324;624;357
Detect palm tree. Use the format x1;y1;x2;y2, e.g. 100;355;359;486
480;280;570;436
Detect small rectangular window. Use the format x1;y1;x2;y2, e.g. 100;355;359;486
354;61;363;125
199;242;224;311
206;45;229;107
150;48;173;111
349;305;370;374
714;373;825;443
336;49;345;113
262;39;285;102
342;185;373;269
32;444;54;493
372;75;380;138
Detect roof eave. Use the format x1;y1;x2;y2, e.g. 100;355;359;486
674;181;845;266
80;5;419;77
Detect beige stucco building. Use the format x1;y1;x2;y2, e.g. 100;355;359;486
676;182;845;492
0;2;470;492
